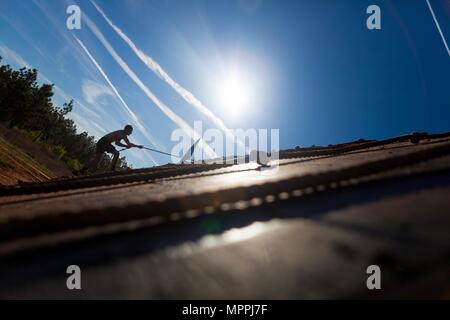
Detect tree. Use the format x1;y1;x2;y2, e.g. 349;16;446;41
0;59;130;171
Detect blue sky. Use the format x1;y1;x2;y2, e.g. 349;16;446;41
0;0;449;167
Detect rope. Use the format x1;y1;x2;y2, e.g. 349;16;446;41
118;146;180;159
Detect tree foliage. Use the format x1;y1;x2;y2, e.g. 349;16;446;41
0;57;129;171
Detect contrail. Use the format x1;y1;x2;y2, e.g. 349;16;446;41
90;0;239;145
426;0;450;56
82;14;217;158
74;36;159;165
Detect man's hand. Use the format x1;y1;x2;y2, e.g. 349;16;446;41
138;145;144;149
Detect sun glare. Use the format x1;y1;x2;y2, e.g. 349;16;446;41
220;74;252;116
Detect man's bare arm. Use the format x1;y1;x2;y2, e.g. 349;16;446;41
116;137;142;149
115;140;128;148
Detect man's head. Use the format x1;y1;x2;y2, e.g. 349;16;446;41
124;124;133;135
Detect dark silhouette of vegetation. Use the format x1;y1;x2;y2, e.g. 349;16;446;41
0;57;129;171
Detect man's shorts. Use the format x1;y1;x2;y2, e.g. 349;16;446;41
96;137;117;154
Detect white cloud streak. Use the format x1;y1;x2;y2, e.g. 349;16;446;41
0;11;47;59
68;111;106;138
74;36;159;165
0;43;31;68
74;36;157;145
82;13;217;159
82;79;114;105
53;85;103;121
31;0;101;81
0;43;104;123
91;0;238;145
426;0;450;57
0;43;97;120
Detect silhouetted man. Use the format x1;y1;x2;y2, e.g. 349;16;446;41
79;124;142;174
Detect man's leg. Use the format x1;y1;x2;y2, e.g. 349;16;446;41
80;152;103;174
111;150;120;171
90;153;104;171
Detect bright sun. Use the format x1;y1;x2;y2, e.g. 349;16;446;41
220;74;251;115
